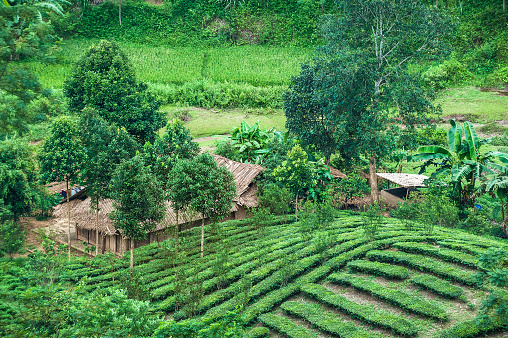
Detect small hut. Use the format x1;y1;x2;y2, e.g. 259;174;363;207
376;173;428;206
51;154;264;254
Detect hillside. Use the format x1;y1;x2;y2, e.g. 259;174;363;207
50;213;508;337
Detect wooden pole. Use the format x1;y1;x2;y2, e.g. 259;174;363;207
67;180;71;261
201;218;205;258
96;207;99;256
130;240;134;269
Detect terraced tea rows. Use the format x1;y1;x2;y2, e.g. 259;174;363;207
66;212;508;337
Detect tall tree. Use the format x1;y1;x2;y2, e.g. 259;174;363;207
285;0;452;201
168;153;236;258
63;40;166;144
109;155;165;269
79;108;138;254
144;119;200;182
40;116;85;260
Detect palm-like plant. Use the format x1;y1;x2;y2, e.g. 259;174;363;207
483;153;508;238
229;120;275;164
1;0;69;22
411;120;505;208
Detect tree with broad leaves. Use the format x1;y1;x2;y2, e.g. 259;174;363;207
168;153;236;258
79;108;138;255
143;119;200;182
63;40;166;144
273;144;317;221
109;154;165;269
39;116;85;261
412;120;508;210
284;0;453;201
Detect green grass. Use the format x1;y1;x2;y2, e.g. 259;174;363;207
162;106;286;137
42;213;508;337
437;87;508;123
26;39;311;89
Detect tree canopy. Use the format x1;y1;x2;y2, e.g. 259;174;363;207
63;40;166;143
110;154;165;268
284;0;453;199
0;4;60;136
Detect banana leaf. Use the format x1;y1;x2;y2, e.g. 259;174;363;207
448;119;462;153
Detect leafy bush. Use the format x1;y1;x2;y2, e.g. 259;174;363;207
366;250;477;286
410;274;464;299
259;312;318;338
392;242;479;268
423;59;473;90
301;283;418;336
347;260;410;279
149;80;286;109
257;183;292;216
328;273;448;321
281;300;377;337
331;175;370;206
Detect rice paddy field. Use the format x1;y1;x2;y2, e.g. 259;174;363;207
60;213;508;337
29;39;312;89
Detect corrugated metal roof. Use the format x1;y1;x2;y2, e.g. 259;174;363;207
376;173;429;188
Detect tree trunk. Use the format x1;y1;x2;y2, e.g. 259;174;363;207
295;193;299;222
119;0;122;26
201;218;205;258
96;208;99;256
369;156;379;203
102;235;106;254
130;243;134;270
67;180;71;261
175;209;179;255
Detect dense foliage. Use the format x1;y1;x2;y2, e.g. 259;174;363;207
63;40;166;143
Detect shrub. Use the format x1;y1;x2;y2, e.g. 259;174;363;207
328;273;448;321
258;313;318;338
301;283;418;336
346;260;410;279
410;274;464;299
423;59;472;90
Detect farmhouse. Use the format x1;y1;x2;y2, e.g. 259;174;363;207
51;154;264;254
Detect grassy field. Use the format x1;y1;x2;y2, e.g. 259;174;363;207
163;106;286;138
28;39;312;89
64;213;508;337
437;87;508;123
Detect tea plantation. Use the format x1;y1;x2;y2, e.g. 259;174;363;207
56;212;508;337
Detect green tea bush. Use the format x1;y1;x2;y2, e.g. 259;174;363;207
281;300;375;337
346;260;410;279
301;283;418;336
366;250;477;286
259;312;318;338
410;274;464;299
328;273;448;321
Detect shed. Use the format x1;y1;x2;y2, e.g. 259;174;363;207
51;154;265;254
376;173;429;206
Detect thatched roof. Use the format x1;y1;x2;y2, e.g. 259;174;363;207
376;173;429;188
327;166;347;179
52;154;264;234
211;153;264;207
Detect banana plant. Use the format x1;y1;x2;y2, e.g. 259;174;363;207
483;153;508;238
229;120;275;164
411;120;504;208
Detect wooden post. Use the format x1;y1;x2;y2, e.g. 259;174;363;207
130;240;134;270
369;156;379;203
67;180;71;261
96;208;99;256
201;218;205;258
